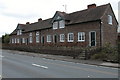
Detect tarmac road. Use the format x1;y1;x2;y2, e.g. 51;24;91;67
1;49;119;78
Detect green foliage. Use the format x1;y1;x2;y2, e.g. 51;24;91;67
91;43;119;63
2;34;10;43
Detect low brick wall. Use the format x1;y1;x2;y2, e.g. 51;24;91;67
2;44;85;58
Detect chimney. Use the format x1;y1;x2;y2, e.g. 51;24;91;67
38;18;42;22
87;4;96;9
26;22;30;24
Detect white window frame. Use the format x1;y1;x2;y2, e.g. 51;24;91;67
59;20;65;29
14;38;16;43
53;22;58;29
17;38;20;43
47;35;51;42
17;30;22;35
68;33;74;42
22;38;25;43
17;30;20;35
36;32;39;43
78;32;85;42
29;33;32;43
108;15;112;25
19;30;22;35
12;38;14;43
60;34;65;42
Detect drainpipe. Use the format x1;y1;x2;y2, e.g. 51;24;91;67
100;20;102;48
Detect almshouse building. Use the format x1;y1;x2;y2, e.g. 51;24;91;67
10;3;118;48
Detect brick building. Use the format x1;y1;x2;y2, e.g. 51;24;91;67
9;3;118;48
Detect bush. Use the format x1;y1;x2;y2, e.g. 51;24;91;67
90;43;119;63
2;34;10;43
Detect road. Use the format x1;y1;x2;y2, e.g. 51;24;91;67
1;49;119;78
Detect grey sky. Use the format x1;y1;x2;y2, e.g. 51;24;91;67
0;0;119;37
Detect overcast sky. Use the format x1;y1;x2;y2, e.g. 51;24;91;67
0;0;119;37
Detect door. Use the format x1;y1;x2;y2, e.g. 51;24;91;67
26;38;29;45
89;31;96;46
41;36;44;44
53;35;58;43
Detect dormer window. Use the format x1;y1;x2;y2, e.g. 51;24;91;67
19;30;22;35
59;20;65;28
53;22;58;29
17;30;22;35
108;15;112;25
53;20;65;29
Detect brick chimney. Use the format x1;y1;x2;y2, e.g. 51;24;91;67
38;18;42;22
87;4;96;9
26;22;30;24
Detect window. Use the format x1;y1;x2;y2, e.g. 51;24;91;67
19;30;22;35
12;38;14;43
14;38;16;43
17;30;22;35
68;33;74;42
17;30;19;35
78;32;85;42
36;32;39;43
59;20;65;28
29;33;32;43
60;34;65;42
53;22;58;29
47;35;51;42
108;15;112;25
17;38;20;43
22;38;25;43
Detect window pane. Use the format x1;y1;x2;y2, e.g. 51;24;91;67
29;33;32;36
29;37;32;43
36;32;39;43
17;38;19;43
68;33;74;42
108;15;112;24
47;35;51;42
53;22;58;29
36;36;39;43
22;38;25;43
59;20;65;28
19;30;22;35
60;34;65;42
15;38;16;43
12;39;14;43
78;32;85;41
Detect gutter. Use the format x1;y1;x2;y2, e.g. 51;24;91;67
100;20;102;48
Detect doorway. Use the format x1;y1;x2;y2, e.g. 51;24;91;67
89;31;96;46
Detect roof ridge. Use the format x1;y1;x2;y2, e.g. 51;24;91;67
68;3;110;15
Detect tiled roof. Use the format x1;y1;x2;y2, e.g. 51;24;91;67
10;3;110;35
66;4;109;24
24;18;52;32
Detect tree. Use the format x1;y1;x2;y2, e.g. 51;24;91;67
2;34;10;44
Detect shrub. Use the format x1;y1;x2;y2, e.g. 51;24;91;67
90;43;119;63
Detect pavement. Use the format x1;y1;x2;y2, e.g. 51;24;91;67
2;49;119;68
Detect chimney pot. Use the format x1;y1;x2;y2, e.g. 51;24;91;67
38;18;42;22
26;22;30;24
87;4;96;9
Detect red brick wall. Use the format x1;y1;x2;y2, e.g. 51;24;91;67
101;5;118;47
10;5;118;48
10;21;101;48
